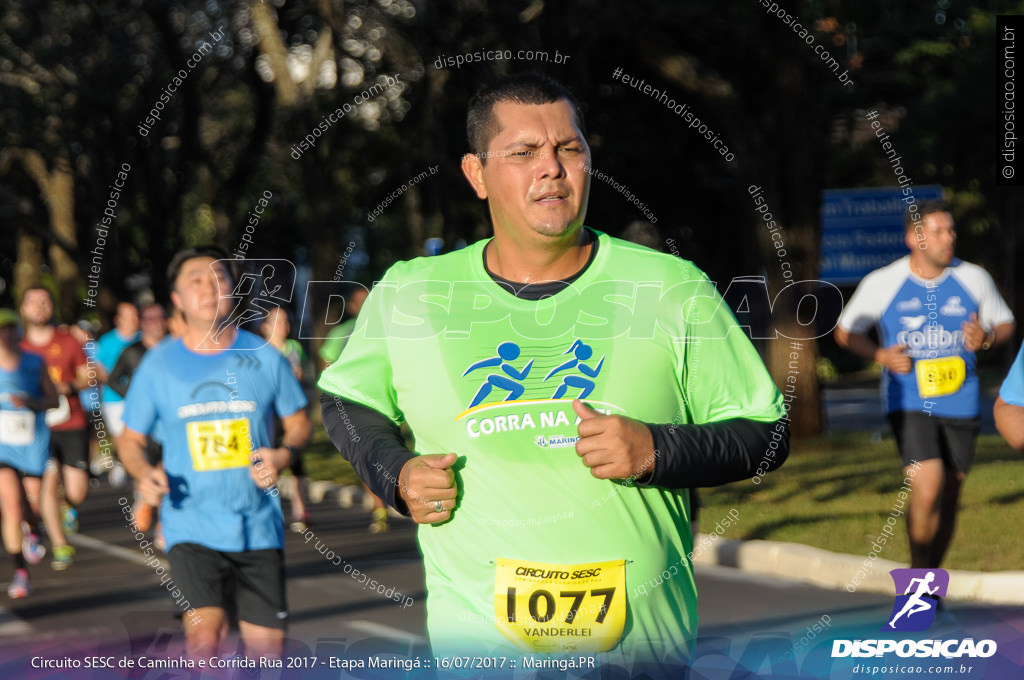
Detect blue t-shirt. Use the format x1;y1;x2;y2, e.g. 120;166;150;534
0;352;50;476
123;330;307;552
839;257;1014;418
999;342;1024;407
97;329;139;403
79;340;101;413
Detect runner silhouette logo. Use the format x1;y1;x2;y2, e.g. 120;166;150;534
883;568;949;632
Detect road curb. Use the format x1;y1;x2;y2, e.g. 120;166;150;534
281;478;1024;605
690;533;1024;605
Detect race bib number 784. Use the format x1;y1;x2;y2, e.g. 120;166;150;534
186;418;252;471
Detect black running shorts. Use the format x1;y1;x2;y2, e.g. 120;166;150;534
167;543;288;629
887;410;981;474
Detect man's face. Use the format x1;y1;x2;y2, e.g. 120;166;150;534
20;290;53;327
462;99;591;241
170;257;233;328
140;305;166;338
915;211;956;268
115;303;139;335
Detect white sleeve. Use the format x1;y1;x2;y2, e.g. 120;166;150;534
955;262;1015;328
837;280;881;334
837;259;907;334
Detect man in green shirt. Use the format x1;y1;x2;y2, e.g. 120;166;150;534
320;74;787;676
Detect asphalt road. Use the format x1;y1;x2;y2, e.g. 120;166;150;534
0;462;1018;678
823;387;1000;433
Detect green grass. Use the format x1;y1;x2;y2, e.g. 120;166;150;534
298;414;1024;572
697;431;1024;572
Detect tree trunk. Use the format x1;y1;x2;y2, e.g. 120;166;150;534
11;150;79;320
14;229;45;300
46;156;79;322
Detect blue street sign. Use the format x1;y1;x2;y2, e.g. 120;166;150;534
820;185;944;284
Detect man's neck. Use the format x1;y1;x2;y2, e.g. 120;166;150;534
181;323;235;353
24;324;55;346
909;254;946;280
486;227;592;283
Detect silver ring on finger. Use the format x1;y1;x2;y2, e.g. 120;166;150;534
434;500;444;514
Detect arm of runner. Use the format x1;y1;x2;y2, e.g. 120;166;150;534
36;364;59;411
10;365;59;412
118;426;169;506
994;396;1024;452
106;350;133;398
573;399;655;480
642;417;789;487
250;407;311;489
572;400;789;487
72;342;94;390
961;315;1015;352
320;393;416;514
835;327;911;374
397;452;458;525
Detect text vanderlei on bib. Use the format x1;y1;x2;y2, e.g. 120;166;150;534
495;557;626;653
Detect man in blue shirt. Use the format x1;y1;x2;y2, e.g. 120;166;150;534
837;200;1015;569
995;342;1024;452
119;246;311;661
96;301;139;437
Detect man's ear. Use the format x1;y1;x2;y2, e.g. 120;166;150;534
169;290;183;314
904;228;917;251
461;153;488;200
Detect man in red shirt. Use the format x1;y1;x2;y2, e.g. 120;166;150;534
19;287;90;570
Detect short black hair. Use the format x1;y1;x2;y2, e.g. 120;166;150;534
166;245;234;291
904;199;948;232
466;73;586;157
19;286;53;304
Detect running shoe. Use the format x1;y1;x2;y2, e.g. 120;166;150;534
51;544;75;571
7;569;31;599
21;533;46;565
133;502;154;533
88;455;107;477
61;504;79;534
109;463;128;488
368;507;389;534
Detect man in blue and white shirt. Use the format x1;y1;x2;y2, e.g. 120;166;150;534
837;199;1014;570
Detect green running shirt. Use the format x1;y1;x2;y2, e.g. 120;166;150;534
318;230;784;663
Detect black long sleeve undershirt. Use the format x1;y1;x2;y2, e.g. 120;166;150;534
321;392;790;514
643;418;789;488
320;393;415;512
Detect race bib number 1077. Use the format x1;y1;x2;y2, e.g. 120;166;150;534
494;557;625;653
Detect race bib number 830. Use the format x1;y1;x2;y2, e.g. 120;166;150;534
494;557;625;653
915;355;966;398
186;418;252;471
